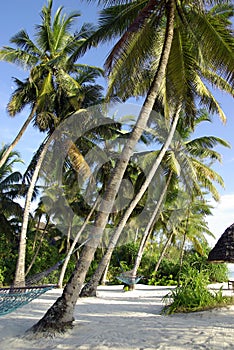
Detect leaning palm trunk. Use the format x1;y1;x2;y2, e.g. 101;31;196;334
57;200;98;288
100;258;110;285
80;110;180;298
25;217;50;277
177;212;190;286
153;230;174;275
14;134;93;287
177;230;187;286
0;104;37;168
131;171;173;283
14;136;50;287
66;220;73;253
32;214;43;251
27;1;175;334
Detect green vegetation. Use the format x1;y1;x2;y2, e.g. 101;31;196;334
104;243;228;287
162;266;233;315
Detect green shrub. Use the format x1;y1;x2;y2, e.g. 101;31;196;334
162;267;233;314
148;274;177;286
182;250;228;283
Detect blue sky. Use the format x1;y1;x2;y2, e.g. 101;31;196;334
0;0;233;249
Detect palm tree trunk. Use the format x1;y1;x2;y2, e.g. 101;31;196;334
66;219;73;253
153;231;174;275
25;217;50;277
0;104;37;168
32;214;42;251
177;230;187;286
27;0;175;334
100;258;110;285
131;171;173;280
177;211;190;286
14;137;50;287
80;108;180;297
134;228;139;243
57;200;98;288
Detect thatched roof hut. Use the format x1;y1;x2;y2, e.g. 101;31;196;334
208;223;234;263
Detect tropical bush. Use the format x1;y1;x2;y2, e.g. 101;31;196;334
162;267;233;314
181;250;228;283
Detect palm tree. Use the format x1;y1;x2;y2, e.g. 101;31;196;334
80;109;229;295
78;1;234;296
78;1;234;286
28;0;234;334
13;137;52;286
0;0;102;168
6;0;104;286
28;0;176;334
0;146;24;233
153;192;215;276
25;201;51;278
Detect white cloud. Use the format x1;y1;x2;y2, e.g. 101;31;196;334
206;194;234;274
206;193;234;247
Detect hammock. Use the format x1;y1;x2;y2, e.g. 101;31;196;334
0;285;55;316
25;259;63;286
117;270;143;286
114;251;143;286
0;258;62;316
0;259;62;316
0;238;90;316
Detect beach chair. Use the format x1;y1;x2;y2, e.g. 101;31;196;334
228;280;234;291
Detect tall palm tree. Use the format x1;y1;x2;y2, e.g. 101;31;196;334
78;1;234;296
28;0;176;334
7;0;104;286
80;109;229;295
0;0;102;168
28;0;234;334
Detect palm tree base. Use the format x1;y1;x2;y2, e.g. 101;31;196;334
79;283;98;297
26;297;74;337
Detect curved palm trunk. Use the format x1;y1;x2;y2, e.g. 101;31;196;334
177;211;190;286
32;214;43;251
57;200;98;288
100;258;110;285
153;230;174;275
177;230;187;286
80;110;179;297
25;217;50;277
131;171;173;282
0;104;37;168
66;218;73;253
14;137;50;287
27;1;175;334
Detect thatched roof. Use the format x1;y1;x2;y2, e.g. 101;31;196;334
208;223;234;263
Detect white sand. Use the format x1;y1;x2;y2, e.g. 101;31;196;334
0;283;233;350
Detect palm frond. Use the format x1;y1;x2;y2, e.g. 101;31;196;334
189;8;234;86
185;136;231;157
0;47;38;69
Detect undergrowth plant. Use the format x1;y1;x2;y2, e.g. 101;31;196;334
162;266;233;314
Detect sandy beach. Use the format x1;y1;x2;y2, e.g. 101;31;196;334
0;283;233;350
